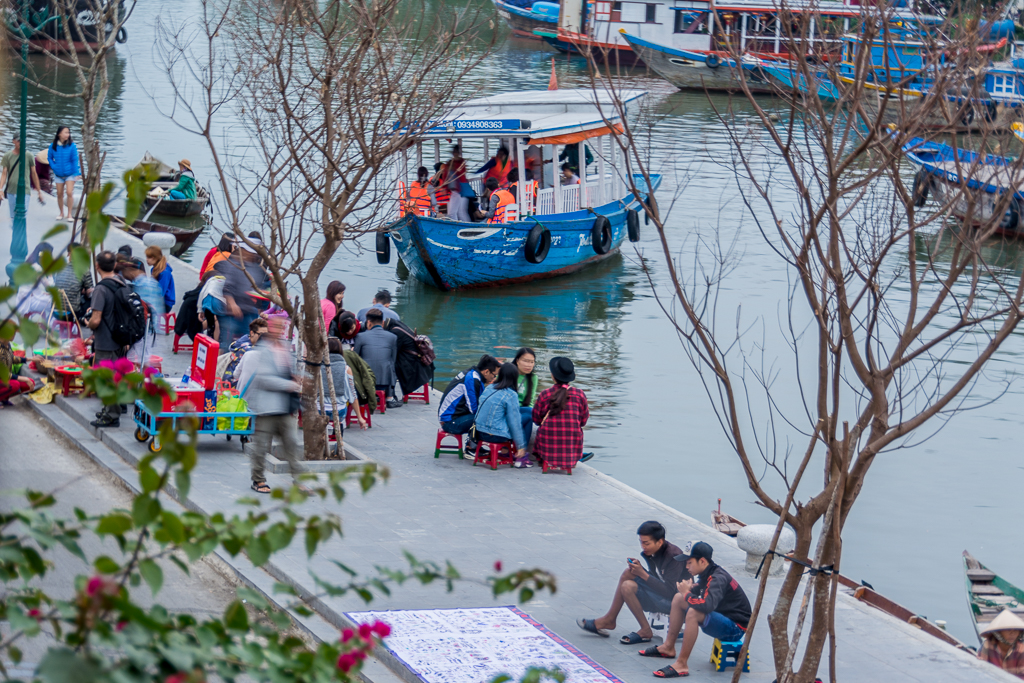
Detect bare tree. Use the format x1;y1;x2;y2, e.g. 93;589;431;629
589;4;1024;681
157;0;493;459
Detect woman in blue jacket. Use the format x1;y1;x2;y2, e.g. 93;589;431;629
47;126;81;221
473;363;529;467
145;245;176;312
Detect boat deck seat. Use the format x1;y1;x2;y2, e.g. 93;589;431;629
972;584;1006;595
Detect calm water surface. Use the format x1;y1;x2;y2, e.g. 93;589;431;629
2;0;1022;645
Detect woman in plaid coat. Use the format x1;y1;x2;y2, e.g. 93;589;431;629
531;357;589;470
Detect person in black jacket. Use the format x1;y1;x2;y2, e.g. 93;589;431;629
649;541;752;679
577;521;690;645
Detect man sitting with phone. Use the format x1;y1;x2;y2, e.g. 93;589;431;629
577;521;689;645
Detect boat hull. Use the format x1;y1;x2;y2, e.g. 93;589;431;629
759;62;840;101
111;217;206;257
492;0;555;39
621;33;771;93
538;32;644;66
387;179;659;290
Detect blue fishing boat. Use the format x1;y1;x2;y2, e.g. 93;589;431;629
900;130;1024;232
492;0;558;40
377;89;660;290
757;60;840;101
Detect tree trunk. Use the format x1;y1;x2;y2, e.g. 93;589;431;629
301;280;327;461
769;524;814;677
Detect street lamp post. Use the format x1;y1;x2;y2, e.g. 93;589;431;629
5;0;30;281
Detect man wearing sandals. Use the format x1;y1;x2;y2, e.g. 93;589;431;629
577;521;689;646
647;541;752;678
237;315;302;494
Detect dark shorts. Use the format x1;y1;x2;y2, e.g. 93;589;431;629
634;580;673;614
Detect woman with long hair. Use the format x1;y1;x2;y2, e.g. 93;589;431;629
145;245;175;312
531;357;589;472
513;347;539;450
472;363;528;467
321;280;346;331
47;126;81;221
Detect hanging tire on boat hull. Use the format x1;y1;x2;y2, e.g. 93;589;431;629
1000;196;1022;232
376;231;391;264
626;209;640;242
912;169;932;208
705;53;721;69
591;215;612;255
525;224;551;264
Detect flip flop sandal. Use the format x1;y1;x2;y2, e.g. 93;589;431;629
251;481;271;494
653;666;688;678
621;632;652;645
576;618;610;637
639;646;673;658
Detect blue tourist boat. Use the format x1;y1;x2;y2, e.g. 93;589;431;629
378;89;660;290
491;0;558;40
900;130;1024;232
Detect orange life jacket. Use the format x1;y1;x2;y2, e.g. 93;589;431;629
405;181;432;216
488;189;517;224
484;156;514;188
510;181;537;214
433;164;451;205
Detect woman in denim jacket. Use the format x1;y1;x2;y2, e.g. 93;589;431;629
473;363;529;467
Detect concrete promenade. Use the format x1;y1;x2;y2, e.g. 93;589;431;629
17;328;1017;683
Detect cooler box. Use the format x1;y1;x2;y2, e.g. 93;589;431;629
162;382;207;413
160;334;221;413
190;334;220;390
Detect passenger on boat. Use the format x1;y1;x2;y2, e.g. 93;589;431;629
472;363;528;467
560;163;580;186
321;280;346;331
507;169;536;211
145;246;175;312
523;144;547;187
437;354;501;445
479;178;515;224
477;146;515;188
576;521;689;645
200;233;235;276
403;166;437;217
445;145;472;222
559;143;593;175
168;159;197;200
431;162;451;214
645;541;752;679
978;609;1024;679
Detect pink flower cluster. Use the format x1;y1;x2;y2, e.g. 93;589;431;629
96;358;136;383
336;620;390;673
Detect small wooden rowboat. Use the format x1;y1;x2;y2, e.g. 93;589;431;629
963;550;1024;644
109;216;206;257
712;501;970;650
137;152;211;218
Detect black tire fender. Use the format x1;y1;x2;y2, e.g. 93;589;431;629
525;224;551;264
706;53;721;69
626;208;640;242
644;208;650;225
591;215;612;255
116;27;127;44
1002;196;1021;232
376;231;391;265
912;169;932;208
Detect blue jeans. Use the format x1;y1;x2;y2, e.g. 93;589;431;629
441;413;475;435
699;611;745;643
520;406;533;446
169;189;186;199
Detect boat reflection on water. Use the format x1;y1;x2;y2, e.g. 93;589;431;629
391;252;637;440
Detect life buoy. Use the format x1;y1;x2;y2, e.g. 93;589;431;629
376;231;391;264
912;169;932;208
1001;196;1021;232
626;208;640;242
705;53;721;69
525;224;551;264
116;27;127;44
591;215;612;255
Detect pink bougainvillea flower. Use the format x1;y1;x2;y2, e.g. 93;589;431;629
336;653;356;673
113;358;135;375
358;622;373;639
27;609;42;619
116;620;128;631
372;621;391;638
341;628;355;643
353;650;367;661
96;360;116;372
164;674;188;683
86;576;104;596
494;560;503;573
144;366;160;379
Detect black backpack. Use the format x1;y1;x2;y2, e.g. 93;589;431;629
99;279;147;347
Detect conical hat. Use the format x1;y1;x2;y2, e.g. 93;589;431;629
980;609;1024;635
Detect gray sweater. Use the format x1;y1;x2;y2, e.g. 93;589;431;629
236;340;299;415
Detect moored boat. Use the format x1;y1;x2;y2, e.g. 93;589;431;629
963;550;1024;644
109;216;206;257
5;0;129;53
492;0;558;39
378;88;659;290
711;499;745;536
137;153;211;218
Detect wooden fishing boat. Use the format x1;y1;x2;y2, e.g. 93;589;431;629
712;502;971;650
963;550;1024;644
109;216;206;257
492;0;558;39
137;152;211;218
380;88;659;290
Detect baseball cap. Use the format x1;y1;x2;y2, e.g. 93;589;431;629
675;540;713;563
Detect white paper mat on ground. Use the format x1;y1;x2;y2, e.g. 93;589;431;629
345;606;624;683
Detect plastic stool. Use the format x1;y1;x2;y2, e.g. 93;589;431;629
345;401;372;428
51;319;81;340
160;313;176;335
473;440;515;471
434;429;464;459
403;384;430;404
376;390;387;414
542;460;573;476
710;639;749;673
173;334;193;355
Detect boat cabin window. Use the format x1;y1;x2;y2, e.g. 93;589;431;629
645;3;657;23
992;74;1016;96
674;10;706;34
611;1;621;21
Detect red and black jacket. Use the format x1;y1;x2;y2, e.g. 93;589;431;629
686;563;752;628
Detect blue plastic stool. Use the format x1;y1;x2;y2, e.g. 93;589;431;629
710;638;750;672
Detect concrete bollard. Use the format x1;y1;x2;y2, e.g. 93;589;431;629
735;525;796;575
142;232;177;251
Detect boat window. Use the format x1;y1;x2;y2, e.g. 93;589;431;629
611;1;621;21
674;10;705;34
645;3;656;23
456;227;502;241
992;74;1015;96
669;57;696;66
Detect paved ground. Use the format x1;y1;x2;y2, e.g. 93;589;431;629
13;331;1017;683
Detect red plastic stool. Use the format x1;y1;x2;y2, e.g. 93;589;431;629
173;334;193;355
376;390;387;414
542;460;573;476
434;429;464;459
403;384;430;405
345;401;372;428
473;440;516;471
54;365;83;397
51;319;81;340
160;313;176;335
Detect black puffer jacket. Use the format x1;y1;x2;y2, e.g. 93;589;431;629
685;562;752;628
640;541;691;600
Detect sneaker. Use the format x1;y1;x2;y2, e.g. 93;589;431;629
385;399;404;409
580;452;595;463
90;416;120;428
514;458;534;469
466;438;478;453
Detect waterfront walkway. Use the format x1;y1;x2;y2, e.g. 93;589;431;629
21;330;1016;683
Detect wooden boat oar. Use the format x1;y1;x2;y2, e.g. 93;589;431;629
142;195;165;222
